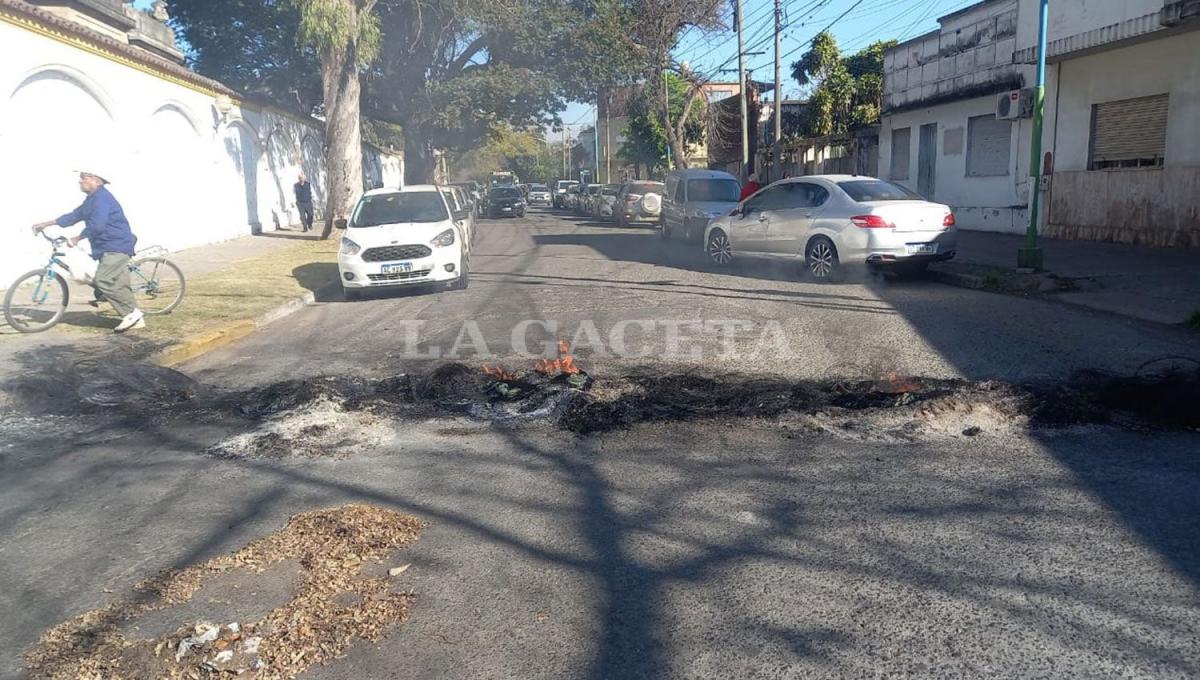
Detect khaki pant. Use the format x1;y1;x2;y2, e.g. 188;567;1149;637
94;252;137;317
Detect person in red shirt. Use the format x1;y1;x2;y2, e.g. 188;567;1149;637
738;173;763;201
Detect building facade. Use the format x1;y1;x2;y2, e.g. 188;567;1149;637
0;0;401;284
879;0;1200;246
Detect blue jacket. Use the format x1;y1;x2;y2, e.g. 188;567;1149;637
56;186;137;259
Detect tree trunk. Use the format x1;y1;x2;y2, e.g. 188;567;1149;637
319;1;365;240
403;125;437;185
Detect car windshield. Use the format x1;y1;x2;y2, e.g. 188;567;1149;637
838;179;923;201
531;184;549;191
352;192;448;226
627;182;663;195
601;185;619;196
490;187;522;198
687;179;740;202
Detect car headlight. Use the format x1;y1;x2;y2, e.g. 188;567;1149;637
430;229;456;248
341;237;361;256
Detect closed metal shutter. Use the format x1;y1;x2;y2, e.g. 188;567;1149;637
966;114;1011;177
1090;94;1168;169
890;127;910;180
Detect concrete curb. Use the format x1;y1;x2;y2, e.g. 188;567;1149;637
151;283;338;368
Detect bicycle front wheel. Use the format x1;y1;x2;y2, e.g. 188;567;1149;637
3;269;69;333
131;257;185;315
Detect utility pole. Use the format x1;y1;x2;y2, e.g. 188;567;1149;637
772;0;783;182
1019;0;1048;271
562;128;568;178
605;92;612;183
593;107;601;183
736;0;749;182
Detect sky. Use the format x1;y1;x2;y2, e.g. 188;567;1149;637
558;0;981;139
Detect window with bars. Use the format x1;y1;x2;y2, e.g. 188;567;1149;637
1089;94;1168;170
890;127;911;180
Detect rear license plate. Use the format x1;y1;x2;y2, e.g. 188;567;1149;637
502;206;512;211
905;243;938;255
381;262;413;274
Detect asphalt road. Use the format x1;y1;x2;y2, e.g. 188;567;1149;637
186;207;1199;387
2;208;1198;678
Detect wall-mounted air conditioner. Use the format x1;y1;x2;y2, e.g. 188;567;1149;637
995;89;1034;120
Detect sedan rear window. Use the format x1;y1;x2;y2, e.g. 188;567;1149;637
687;179;740;202
353;192;448;227
531;184;549;191
490;187;522;198
838;179;922;201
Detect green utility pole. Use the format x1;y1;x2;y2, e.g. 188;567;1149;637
1019;0;1048;271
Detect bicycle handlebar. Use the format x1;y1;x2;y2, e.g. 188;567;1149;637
39;231;68;247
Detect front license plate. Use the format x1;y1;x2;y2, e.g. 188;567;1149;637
905;243;938;255
502;207;512;212
381;262;413;274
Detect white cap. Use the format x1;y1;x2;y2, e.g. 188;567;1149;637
73;168;111;184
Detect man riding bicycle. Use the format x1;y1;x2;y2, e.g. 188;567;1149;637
31;169;144;333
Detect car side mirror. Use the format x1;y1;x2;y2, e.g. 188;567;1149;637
454;209;469;221
335;218;348;229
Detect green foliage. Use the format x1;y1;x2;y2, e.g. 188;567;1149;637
168;0;320;112
790;32;896;136
619;73;706;171
293;0;379;65
451;127;561;182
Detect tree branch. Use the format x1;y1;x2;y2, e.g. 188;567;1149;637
448;35;487;74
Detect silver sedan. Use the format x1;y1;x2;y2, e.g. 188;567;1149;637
703;175;958;280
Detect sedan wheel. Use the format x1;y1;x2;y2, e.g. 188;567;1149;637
707;230;733;266
805;237;839;281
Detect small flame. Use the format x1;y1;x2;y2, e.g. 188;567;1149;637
878;372;922;394
482;364;518;382
535;340;582;375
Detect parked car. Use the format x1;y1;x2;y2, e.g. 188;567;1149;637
338;186;469;299
577;184;603;215
528;183;552;206
564;184;583;211
703;175;958;281
441;186;475;247
451;181;484;215
593;184;621;220
614;181;665;227
553;180;578;209
661;169;741;242
486;185;526;218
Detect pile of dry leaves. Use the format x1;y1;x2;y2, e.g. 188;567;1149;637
25;504;424;679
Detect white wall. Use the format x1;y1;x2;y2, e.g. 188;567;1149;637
880;94;1034;233
0;16;399;283
1044;30;1200;172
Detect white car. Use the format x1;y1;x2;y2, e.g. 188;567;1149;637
338;186;470;299
441;185;476;247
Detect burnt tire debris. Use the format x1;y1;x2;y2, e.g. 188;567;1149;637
4;359;1198;443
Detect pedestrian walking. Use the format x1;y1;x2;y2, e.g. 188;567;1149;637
32;169;143;332
294;173;315;232
739;172;763;201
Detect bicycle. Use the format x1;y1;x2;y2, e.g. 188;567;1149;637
3;232;186;333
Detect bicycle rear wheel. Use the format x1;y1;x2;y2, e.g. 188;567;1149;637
131;257;185;315
3;269;69;333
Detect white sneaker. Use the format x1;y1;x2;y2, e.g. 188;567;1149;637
114;309;145;333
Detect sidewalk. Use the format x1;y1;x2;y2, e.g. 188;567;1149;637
0;231;339;379
939;230;1200;326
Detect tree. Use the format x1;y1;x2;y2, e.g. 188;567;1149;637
620;73;707;175
367;0;646;184
169;1;321;113
450;127;560;182
293;0;380;239
790;31;896;136
625;0;725;168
